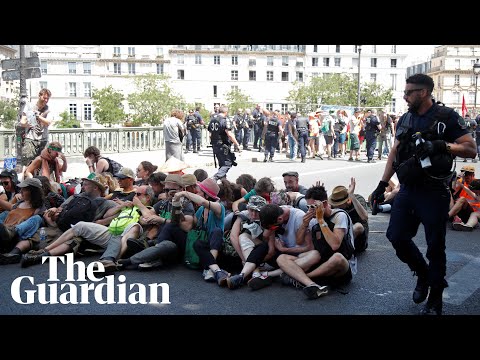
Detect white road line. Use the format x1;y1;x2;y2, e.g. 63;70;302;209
271;163;384;181
443;257;480;305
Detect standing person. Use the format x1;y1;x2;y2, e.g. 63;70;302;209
207;105;241;181
348;108;362;162
252;104;264;151
370;74;476;315
242;109;253;151
261;110;282;163
364;109;381;163
164;109;185;161
19;88;52;170
192;106;205;152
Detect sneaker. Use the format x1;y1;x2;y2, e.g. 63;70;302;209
203;269;216;282
227;274;245;290
26;248;46;256
280;273;304;289
247;274;273;290
214;269;230;287
0;252;21;265
138;259;163;271
452;222;474;231
303;284;329;299
126;238;148;255
20;253;44;268
413;276;429;304
94;259;122;275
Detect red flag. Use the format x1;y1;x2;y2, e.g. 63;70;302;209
462;95;468;117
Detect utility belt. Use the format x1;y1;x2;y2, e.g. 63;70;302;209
394;158;451;187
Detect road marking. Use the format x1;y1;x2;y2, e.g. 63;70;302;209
443;256;480;305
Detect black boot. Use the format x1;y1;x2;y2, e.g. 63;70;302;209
420;286;444;315
413;271;429;304
301;157;306;163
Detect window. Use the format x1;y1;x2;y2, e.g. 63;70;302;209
471;75;476;86
296;71;303;82
128;63;136;74
472;59;477;67
213;85;217;98
323;58;330;67
231;85;238;91
453;91;460;103
177;70;184;80
84;82;91;97
156;47;163;57
312;72;319;78
371;58;377;67
371;73;377;83
281;104;288;113
335;45;340;53
372;45;376;54
39;81;47;89
41;61;47;74
249;71;256;81
282;72;289;81
282;56;289;66
266;103;273;111
232;55;238;65
113;63;121;74
454;75;460;85
84;104;92;121
69;104;77;119
313;45;318;53
352;58;359;67
83;62;91;75
68;62;76;74
249;59;256;66
266;71;273;81
334;57;341;67
157;63;164;74
469;92;475;104
193;54;201;64
455;59;460;70
69;82;77;97
128;47;135;57
354;45;359;53
390;74;397;90
177;54;184;65
214;55;220;65
391;59;397;68
391;98;396;113
267;56;273;66
231;70;238;80
113;47;120;57
312;57;318;67
391;45;396;54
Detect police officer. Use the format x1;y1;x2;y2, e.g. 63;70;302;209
208;105;242;181
242;109;254;150
364;109;381;163
262;110;282;162
192;106;204;153
371;74;476;315
233;108;244;152
295;113;309;163
184;110;196;153
252;104;265;151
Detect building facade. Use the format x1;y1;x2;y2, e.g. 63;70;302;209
0;45;17;102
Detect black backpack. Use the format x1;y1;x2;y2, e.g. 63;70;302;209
56;195;98;231
101;157;123;175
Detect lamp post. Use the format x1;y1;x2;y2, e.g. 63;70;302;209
473;58;480;116
357;45;362;108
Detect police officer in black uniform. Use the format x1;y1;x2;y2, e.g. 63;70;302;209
252;104;265;151
184;110;196;153
233;108;244;152
371;74;477;315
242;109;254;150
364;109;381;163
262;110;282;162
208;105;242;181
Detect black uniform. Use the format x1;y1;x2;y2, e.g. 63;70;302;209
208;114;237;180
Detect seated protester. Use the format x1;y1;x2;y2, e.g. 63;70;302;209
451;179;480;231
368;178;399;214
235;173;256;193
225;196;271;290
147;171;167;205
107;167;137;201
232;176;275;213
328;178;369;254
249;203;311;290
282;171;308;195
449;165;476;225
0;169;20;213
193;168;209;182
277;185;357;299
135;161;158;186
0;178;45;264
220;178;248;230
36;176;65;210
24;141;67;183
21;185;155;268
83;145;123;175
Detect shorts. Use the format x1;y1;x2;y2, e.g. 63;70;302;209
312;266;352;288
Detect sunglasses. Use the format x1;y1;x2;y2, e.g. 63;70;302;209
164;188;177;192
306;201;327;210
135;192;145;196
1;181;10;186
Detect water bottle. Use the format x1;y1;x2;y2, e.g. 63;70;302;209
414;132;432;168
39;227;47;243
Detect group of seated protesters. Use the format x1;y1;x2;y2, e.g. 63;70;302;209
0;145;373;300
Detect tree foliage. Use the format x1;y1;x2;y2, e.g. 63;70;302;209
92;85;126;127
127;74;186;126
224;88;255;116
0;98;18;129
287;74;393;114
55;110;81;128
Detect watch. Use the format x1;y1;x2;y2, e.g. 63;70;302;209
319;222;328;228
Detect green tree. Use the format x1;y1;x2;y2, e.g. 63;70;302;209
128;74;186;126
224;88;255;116
92;85;126;127
0;98;18;129
55;110;81;128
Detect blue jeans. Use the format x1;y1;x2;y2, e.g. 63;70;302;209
288;135;297;159
0;212;43;240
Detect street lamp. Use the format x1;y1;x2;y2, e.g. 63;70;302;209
357;45;362;108
473;58;480;115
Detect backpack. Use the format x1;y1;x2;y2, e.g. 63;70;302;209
101;157;123;175
56;195;98;231
108;206;141;235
